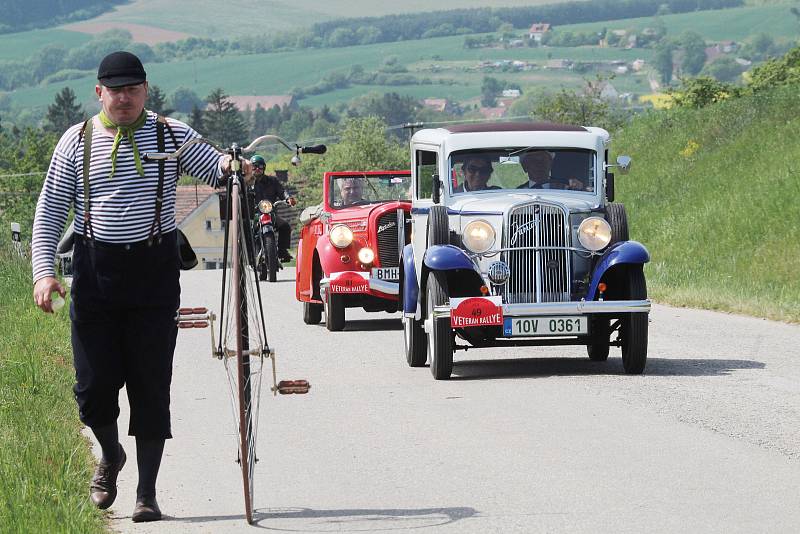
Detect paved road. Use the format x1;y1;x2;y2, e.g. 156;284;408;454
102;269;800;533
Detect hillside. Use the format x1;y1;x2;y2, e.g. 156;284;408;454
3;2;790;115
59;0;573;38
614;83;800;322
0;0;124;34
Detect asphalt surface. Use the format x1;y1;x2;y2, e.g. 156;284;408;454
99;268;800;533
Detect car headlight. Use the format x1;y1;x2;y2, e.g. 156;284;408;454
578;217;612;251
329;224;354;248
357;247;375;265
462;220;495;254
258;200;273;214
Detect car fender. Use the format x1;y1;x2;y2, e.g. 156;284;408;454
423;244;475;271
588;241;650;299
400;244;418;315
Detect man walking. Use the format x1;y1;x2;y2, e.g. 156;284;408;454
31;51;242;522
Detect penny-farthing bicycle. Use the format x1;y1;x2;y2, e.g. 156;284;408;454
145;135;325;524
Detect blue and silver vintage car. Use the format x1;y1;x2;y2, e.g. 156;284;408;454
400;122;651;379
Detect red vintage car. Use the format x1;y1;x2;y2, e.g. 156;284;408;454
295;170;412;331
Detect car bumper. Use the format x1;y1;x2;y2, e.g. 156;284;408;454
431;299;651;320
320;274;399;300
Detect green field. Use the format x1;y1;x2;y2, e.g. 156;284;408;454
558;3;800;42
61;0;571;38
614;84;800;322
4;34;657;110
3;3;789;114
0;29;91;60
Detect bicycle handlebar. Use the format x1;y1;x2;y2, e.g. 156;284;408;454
142;135;327;162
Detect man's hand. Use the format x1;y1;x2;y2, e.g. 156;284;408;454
220;155;253;181
568;178;589;191
287;196;297;207
33;276;65;314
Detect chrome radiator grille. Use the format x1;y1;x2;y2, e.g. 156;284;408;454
376;211;400;267
502;203;571;303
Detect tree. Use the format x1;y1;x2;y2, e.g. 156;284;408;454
203;88;246;145
653;42;675;84
701;56;745;83
169;87;203;114
145;84;173;115
681;31;707;76
481;76;504;107
46;87;84;133
188;105;205;134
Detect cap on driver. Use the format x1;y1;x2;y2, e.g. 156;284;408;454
97;51;146;88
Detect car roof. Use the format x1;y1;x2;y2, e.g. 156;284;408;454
443;121;587;134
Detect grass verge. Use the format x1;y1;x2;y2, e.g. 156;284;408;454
0;246;105;533
614;84;800;323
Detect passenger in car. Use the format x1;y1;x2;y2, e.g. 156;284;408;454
519;151;590;191
453;156;500;193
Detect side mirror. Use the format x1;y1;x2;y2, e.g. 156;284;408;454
616;155;631;174
606;172;615;202
431;173;441;204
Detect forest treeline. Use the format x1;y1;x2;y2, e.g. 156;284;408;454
0;0;125;34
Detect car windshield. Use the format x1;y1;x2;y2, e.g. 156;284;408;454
330;173;411;209
449;148;596;194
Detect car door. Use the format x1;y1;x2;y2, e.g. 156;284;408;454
411;147;438;281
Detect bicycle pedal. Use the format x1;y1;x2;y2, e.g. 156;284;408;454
178;307;208;315
178;320;209;329
276;379;311;395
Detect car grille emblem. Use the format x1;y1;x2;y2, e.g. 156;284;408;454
377;221;396;233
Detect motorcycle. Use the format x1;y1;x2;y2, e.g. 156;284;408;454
253;198;288;282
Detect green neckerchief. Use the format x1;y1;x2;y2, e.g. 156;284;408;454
98;110;147;178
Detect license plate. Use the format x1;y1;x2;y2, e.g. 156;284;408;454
503;316;589;337
372;267;399;281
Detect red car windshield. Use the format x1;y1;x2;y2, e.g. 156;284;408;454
330;173;411;209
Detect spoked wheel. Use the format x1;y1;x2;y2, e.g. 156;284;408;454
220;179;270;524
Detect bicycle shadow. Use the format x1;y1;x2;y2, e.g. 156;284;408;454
169;506;478;530
450;357;765;380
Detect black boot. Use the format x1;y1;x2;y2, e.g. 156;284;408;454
132;438;164;522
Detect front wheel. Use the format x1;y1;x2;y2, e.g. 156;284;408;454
621;268;648;374
587;317;610;362
303;302;322;325
404;313;427;367
325;293;345;331
263;233;278;283
427;272;453;380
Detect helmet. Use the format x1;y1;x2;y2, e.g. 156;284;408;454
250;155;266;167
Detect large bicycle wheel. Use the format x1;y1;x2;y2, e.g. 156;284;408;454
219;178;270;524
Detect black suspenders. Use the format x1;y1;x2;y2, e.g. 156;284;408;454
80;114;179;246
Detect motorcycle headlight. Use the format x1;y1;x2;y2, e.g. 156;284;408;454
329;224;354;249
462;220;495;254
258;200;273;214
578;217;612;251
357;247;375;265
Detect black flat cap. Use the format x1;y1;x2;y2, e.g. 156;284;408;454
97;51;146;88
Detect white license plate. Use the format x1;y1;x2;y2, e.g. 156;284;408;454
503;316;589;337
371;267;399;281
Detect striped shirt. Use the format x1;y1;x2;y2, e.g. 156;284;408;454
32;111;223;282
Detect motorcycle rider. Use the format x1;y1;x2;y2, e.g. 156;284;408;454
249;154;296;262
